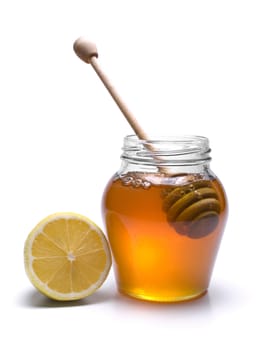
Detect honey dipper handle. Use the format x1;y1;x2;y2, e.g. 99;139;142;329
90;57;148;140
73;37;148;140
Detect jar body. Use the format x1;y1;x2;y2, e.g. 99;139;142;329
102;136;228;302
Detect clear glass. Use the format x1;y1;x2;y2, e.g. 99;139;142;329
102;135;228;302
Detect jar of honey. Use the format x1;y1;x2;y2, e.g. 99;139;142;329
102;135;228;302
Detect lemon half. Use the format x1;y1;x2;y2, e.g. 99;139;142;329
24;213;112;301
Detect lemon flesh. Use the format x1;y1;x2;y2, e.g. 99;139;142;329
24;213;112;301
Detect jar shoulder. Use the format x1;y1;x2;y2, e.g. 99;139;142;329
104;169;227;199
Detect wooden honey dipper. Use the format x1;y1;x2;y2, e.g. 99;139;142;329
73;37;221;238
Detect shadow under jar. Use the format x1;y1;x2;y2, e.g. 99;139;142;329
102;135;228;302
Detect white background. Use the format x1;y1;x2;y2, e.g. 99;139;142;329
0;0;262;348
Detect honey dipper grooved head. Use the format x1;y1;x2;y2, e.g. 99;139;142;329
163;180;221;238
73;37;98;63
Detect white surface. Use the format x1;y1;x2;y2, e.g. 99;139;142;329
0;0;262;349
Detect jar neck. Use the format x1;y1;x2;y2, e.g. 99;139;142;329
120;135;212;173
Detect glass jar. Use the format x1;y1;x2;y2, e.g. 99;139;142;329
102;135;228;302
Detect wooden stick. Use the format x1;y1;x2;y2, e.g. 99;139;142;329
73;36;169;173
73;37;148;141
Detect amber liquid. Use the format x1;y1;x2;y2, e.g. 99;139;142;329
102;172;227;302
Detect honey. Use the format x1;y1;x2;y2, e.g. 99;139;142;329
101;135;228;302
